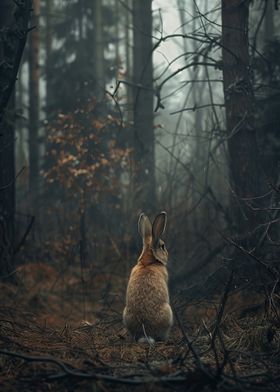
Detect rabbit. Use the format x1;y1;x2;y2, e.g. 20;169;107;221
123;211;173;343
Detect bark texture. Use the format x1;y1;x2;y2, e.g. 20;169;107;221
222;0;261;243
28;0;40;198
0;0;31;278
132;0;155;215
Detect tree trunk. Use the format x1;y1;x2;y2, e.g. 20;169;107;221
28;0;40;200
115;0;119;85
0;0;31;279
0;93;16;279
125;0;133;124
93;0;105;96
265;0;274;41
132;0;155;215
16;66;26;172
45;0;52;117
221;1;263;266
0;1;31;122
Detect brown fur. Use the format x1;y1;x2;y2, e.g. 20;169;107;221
123;213;173;341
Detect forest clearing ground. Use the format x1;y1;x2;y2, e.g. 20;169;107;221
0;262;279;391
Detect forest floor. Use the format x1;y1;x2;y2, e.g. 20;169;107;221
0;261;279;391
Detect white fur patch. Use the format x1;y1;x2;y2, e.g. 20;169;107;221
138;336;155;344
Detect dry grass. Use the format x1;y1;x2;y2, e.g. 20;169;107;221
0;263;279;391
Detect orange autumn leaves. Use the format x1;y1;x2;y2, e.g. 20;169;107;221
44;100;131;195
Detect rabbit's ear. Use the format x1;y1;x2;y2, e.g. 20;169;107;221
138;213;152;242
152;212;167;245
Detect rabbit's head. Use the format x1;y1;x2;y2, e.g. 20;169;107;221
138;211;168;266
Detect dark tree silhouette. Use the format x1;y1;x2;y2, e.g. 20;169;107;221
222;0;262;253
28;0;40;199
0;0;31;279
132;0;156;214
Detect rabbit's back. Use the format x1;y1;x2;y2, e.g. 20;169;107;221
123;264;173;340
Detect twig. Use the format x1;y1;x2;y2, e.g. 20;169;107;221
212;271;233;341
173;308;213;380
0;349;188;384
13;215;35;255
218;231;278;278
0;166;25;191
170;103;225;115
